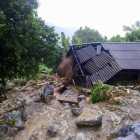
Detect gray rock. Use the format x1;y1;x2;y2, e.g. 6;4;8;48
114;120;140;140
71;108;82;116
40;85;54;99
0;125;18;138
130;90;140;95
53;81;59;87
75;132;86;140
77;95;86;102
59;135;71;140
79;100;86;108
61;103;71;111
47;125;57;137
3;109;26;131
75;110;102;127
26;87;35;91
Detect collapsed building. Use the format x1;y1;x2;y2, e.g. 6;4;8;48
57;42;140;88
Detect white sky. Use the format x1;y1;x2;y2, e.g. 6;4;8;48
37;0;140;39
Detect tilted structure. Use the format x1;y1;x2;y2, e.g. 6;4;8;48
57;42;140;88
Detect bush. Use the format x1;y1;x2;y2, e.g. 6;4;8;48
90;83;112;103
39;65;52;75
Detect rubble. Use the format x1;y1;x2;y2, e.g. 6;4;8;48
46;125;57;138
59;135;72;140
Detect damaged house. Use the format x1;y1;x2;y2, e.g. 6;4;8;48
57;42;140;88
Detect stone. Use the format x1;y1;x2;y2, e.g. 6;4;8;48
29;130;39;140
79;100;86;108
77;95;86;102
71;108;82;116
3;109;26;131
20;80;27;86
75;132;86;140
53;81;59;87
0;125;18;138
26;87;35;91
61;103;71;111
75;110;102;127
47;125;57;137
40;85;54;99
59;135;71;140
130;90;140;95
114;120;140;140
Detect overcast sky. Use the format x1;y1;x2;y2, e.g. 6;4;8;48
37;0;140;39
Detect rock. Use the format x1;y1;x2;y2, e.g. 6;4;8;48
26;87;35;91
40;85;54;99
53;81;59;87
77;95;86;102
59;135;71;140
47;125;57;137
29;130;39;140
130;89;140;95
7;82;14;88
71;108;82;116
61;103;71;111
75;132;86;140
75;110;102;127
20;80;27;86
79;99;86;108
0;125;18;138
3;109;26;131
114;120;140;140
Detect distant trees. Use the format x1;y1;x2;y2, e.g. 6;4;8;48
72;26;104;44
0;0;59;85
109;35;126;42
108;21;140;42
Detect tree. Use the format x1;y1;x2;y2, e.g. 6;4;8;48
0;0;59;85
123;21;140;32
125;29;140;42
109;35;126;42
72;26;104;44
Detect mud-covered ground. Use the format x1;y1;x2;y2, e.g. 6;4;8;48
1;79;140;140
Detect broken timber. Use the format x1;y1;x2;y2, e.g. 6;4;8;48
58;99;79;105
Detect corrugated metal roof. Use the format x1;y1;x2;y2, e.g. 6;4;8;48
101;42;140;51
115;60;140;69
71;42;140;87
109;50;140;60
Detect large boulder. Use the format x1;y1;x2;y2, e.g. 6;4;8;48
114;120;140;140
3;109;27;131
75;109;102;127
40;85;54;99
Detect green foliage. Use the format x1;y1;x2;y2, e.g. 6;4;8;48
39;65;52;75
90;83;112;104
125;29;140;42
0;118;17;127
61;32;70;56
109;35;126;42
72;26;104;44
0;0;59;85
78;38;82;44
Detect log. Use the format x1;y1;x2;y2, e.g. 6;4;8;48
0;104;24;116
58;99;79;105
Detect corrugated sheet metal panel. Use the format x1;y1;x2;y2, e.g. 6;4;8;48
101;43;140;51
115;60;140;69
83;60;99;74
109;50;140;60
92;51;113;68
89;61;121;83
75;45;96;63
